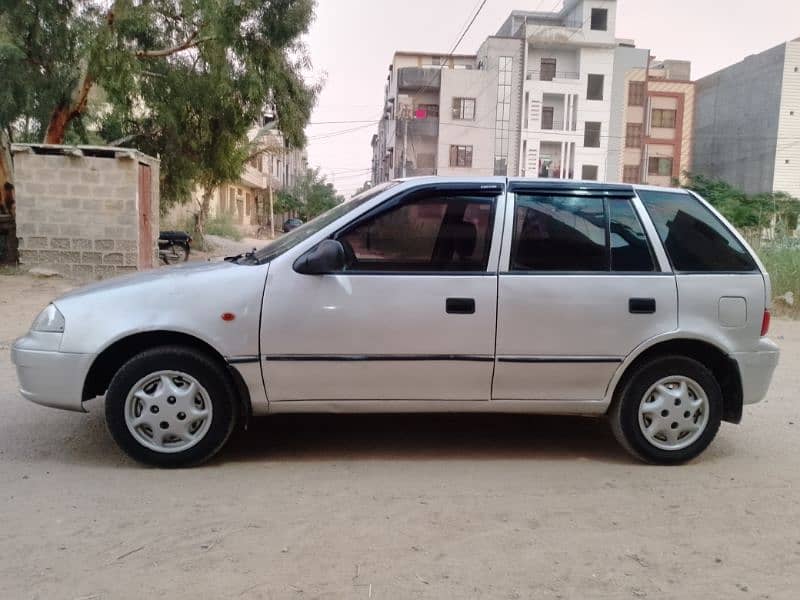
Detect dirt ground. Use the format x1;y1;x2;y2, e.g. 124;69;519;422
1;272;799;600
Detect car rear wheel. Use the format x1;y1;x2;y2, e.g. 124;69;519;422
105;346;237;467
610;356;722;465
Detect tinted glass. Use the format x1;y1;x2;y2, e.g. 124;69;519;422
251;182;399;264
609;199;656;272
511;195;607;271
638;190;757;272
338;193;495;272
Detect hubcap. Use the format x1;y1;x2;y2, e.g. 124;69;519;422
638;376;709;451
124;371;213;454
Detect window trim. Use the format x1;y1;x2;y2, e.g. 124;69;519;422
651;108;677;128
329;184;503;275
628;81;645;107
452;97;476;121
505;193;661;275
584;121;602;148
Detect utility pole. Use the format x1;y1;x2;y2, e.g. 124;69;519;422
402;118;408;178
268;183;275;238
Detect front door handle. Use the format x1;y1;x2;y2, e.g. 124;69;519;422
446;298;476;315
629;298;656;314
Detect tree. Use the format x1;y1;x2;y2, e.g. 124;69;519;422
0;0;318;212
280;168;343;221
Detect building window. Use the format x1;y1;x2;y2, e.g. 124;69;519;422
651;109;677;128
590;8;608;31
625;123;643;148
648;157;674;176
582;165;599;181
628;82;645;106
452;98;476;120
449;145;473;168
623;165;640;183
584;122;601;148
587;74;604;100
494;56;514;175
540;58;557;81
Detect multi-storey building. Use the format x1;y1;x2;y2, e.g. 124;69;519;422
608;50;695;185
693;39;800;198
372;0;625;184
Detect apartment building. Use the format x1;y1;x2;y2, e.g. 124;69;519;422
608;49;694;186
502;0;618;182
372;0;624;184
693;39;800;198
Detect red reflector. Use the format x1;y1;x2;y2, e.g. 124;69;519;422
761;310;771;336
221;313;236;322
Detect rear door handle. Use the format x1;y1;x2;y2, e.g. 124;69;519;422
629;298;656;314
446;298;476;315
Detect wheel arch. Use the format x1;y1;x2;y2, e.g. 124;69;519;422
82;330;252;424
606;335;743;424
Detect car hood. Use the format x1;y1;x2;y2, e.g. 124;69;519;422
54;260;269;357
57;259;237;302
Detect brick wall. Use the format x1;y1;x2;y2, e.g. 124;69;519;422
12;147;159;280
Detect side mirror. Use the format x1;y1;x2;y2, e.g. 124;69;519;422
293;239;346;275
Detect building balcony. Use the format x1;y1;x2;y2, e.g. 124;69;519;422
239;164;268;190
397;67;441;92
405;118;439;138
527;70;580;81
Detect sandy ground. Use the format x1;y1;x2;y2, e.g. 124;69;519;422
1;272;799;599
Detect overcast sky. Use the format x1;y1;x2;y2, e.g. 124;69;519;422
303;0;800;197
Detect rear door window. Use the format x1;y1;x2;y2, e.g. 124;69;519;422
637;190;756;272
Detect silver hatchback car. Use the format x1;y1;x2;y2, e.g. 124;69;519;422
11;178;779;467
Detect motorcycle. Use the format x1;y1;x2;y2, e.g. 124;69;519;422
158;231;192;265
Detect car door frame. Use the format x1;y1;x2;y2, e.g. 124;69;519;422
258;177;508;409
491;180;677;410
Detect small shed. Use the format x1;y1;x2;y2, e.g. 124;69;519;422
12;144;160;280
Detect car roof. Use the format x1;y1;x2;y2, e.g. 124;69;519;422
393;177;688;196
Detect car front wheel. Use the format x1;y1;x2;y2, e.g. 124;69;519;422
105;346;237;467
610;355;723;465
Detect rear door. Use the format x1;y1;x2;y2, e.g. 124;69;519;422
493;182;678;402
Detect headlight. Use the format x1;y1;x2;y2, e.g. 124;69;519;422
31;304;65;333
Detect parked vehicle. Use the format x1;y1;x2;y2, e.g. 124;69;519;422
158;231;192;264
11;178;779;467
282;218;304;233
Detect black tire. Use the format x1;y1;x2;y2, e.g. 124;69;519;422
609;355;723;465
105;346;237;467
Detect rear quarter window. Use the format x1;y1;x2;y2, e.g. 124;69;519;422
637;190;757;272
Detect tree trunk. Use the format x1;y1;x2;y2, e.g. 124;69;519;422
43;72;94;144
268;185;275;238
197;188;214;236
0;129;12;188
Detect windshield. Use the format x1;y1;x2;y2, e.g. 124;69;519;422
248;181;399;264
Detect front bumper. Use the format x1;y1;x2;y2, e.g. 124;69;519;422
732;338;780;405
10;336;94;412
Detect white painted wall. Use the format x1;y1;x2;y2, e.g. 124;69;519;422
774;41;800;198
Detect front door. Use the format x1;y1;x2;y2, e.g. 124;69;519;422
493;184;678;402
261;184;505;403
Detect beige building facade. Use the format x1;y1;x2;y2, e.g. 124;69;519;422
617;59;694;186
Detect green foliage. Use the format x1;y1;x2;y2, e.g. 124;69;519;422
683;173;800;234
275;189;303;215
749;237;800;317
203;213;242;241
289;168;345;220
0;0;319;207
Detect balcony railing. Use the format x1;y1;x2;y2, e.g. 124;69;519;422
541;119;564;131
527;70;580;81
